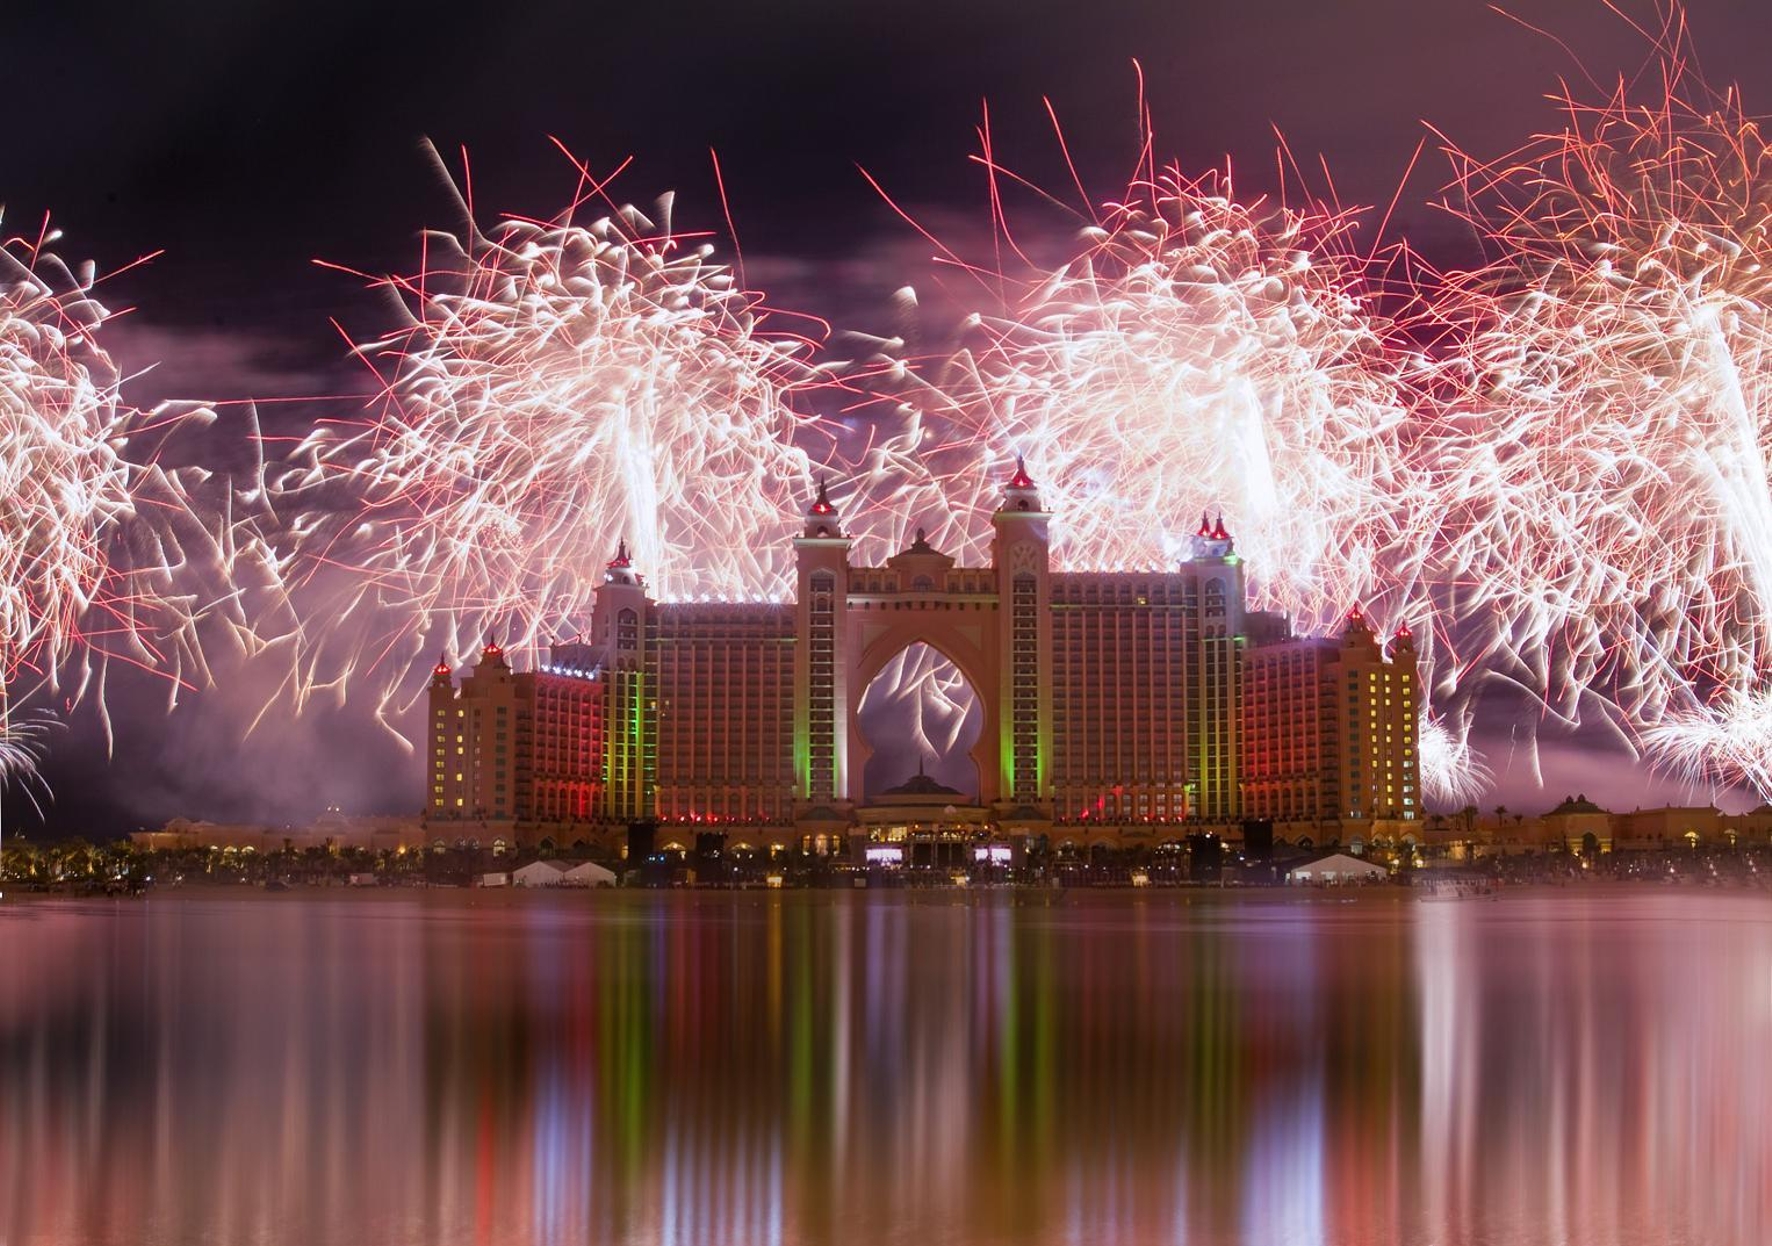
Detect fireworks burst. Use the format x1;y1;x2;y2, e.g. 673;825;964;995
1415;712;1493;807
280;148;826;725
1423;14;1772;794
0;219;250;759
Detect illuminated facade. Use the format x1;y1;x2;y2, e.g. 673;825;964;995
1240;610;1422;831
652;601;796;824
427;639;604;823
424;463;1420;850
1049;515;1273;827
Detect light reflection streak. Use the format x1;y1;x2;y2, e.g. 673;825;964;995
1240;1071;1326;1246
0;893;1768;1244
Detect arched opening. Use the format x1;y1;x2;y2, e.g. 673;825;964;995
856;642;984;800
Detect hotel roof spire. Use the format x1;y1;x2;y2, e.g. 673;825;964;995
1188;507;1235;561
801;476;847;540
602;537;643;588
997;453;1043;516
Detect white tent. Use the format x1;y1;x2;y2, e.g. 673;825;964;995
512;860;572;888
1286;853;1388;884
560;860;617;888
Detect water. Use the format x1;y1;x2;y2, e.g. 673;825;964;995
1;889;1768;1246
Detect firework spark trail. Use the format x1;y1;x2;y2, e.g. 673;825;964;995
0;708;52;808
0;220;268;764
854;641;980;767
1423;18;1772;794
279;150;828;729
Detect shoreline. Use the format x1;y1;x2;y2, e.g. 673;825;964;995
4;876;1764;905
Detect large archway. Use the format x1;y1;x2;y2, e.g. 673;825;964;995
855;642;986;800
847;616;1002;806
793;486;1046;816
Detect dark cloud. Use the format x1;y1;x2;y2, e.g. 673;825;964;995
104;320;358;409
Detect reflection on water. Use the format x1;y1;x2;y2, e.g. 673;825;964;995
2;891;1769;1245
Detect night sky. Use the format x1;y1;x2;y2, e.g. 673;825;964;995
7;0;1768;833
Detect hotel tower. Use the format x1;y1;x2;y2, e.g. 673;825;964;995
428;462;1420;855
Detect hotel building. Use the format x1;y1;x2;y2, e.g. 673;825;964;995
424;462;1421;853
1240;610;1422;832
427;638;605;823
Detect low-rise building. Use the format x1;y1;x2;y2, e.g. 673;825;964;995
1539;794;1613;853
130;813;426;853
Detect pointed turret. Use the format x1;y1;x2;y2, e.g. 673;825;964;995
431;652;453;687
1387;618;1416;658
1342;603;1375;647
1187;506;1235;561
802;477;844;539
997;453;1044;515
604;538;642;587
